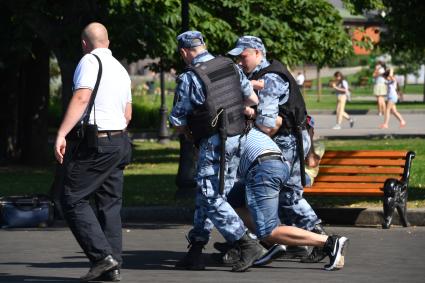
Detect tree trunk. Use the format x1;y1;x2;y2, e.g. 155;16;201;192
158;65;169;143
56;56;79;112
316;66;322;102
174;0;197;199
18;37;50;164
175;134;198;198
423;72;425;103
0;64;21;163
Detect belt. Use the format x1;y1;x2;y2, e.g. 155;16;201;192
248;151;282;172
97;130;124;138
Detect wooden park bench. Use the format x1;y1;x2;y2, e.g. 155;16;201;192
304;150;416;229
303;80;313;89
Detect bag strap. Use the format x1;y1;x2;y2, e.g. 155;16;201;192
83;54;103;126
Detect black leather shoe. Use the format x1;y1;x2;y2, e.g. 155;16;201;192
80;255;118;282
97;269;121;282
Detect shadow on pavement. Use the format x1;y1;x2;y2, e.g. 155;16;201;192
123;250;190;270
0;261;87;269
121;250;245;271
0;274;78;282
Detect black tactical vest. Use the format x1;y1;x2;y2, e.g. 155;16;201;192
186;56;245;142
251;60;307;135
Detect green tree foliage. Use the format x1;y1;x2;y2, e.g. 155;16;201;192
1;0;380;163
379;0;425;100
194;0;354;67
380;0;425;52
342;0;384;14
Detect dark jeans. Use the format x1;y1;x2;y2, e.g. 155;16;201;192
61;133;132;264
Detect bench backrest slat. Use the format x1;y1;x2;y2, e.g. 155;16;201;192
303;189;384;196
315;175;393;183
320;158;405;166
323;150;407;158
319;167;404;175
312;182;383;189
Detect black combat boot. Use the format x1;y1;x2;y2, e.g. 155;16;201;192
231;232;265;272
301;224;328;263
175;240;206;270
284;245;309;259
213;241;234;254
211;241;238;266
222;246;241;265
311;223;327;235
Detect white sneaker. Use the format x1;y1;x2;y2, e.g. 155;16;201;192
332;124;342;130
324;235;349;271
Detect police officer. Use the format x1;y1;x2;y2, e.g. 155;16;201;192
228;36;325;261
54;22;132;281
236;127;349;271
169;31;264;272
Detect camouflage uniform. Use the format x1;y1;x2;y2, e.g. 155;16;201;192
229;36;320;231
169;31;254;243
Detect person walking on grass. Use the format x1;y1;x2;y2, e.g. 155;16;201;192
379;68;406;129
331;71;354;130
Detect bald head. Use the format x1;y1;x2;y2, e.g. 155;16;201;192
81;22;109;53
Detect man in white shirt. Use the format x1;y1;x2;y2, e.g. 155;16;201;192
296;72;305;87
54;22;132;282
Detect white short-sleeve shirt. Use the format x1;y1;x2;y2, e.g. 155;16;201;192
341;80;350;96
73;48;132;131
296;73;305;86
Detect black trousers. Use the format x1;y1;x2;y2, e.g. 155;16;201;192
61;132;132;264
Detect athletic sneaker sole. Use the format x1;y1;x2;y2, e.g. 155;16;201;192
253;244;286;266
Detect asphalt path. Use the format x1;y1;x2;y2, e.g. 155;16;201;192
1;224;425;283
313;113;425;138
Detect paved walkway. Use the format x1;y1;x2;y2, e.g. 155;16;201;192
1;225;424;283
313;113;425;138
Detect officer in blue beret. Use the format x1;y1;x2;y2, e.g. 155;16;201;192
169;31;265;272
227;36;326;262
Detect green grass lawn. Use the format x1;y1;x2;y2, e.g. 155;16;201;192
130;84;425;118
0;138;424;209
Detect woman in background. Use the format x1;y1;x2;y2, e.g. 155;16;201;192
373;61;387;116
379;69;406;129
331;71;354;130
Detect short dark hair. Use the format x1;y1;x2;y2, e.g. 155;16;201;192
334;71;344;80
383;70;390;77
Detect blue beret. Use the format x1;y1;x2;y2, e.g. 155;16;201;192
177;31;205;49
228;36;266;56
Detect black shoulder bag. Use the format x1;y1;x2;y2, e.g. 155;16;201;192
67;54;103;149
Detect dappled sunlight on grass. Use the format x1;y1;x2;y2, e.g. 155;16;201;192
0;138;423;208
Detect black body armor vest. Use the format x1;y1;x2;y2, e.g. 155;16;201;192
186;56;245;142
251;60;307;135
